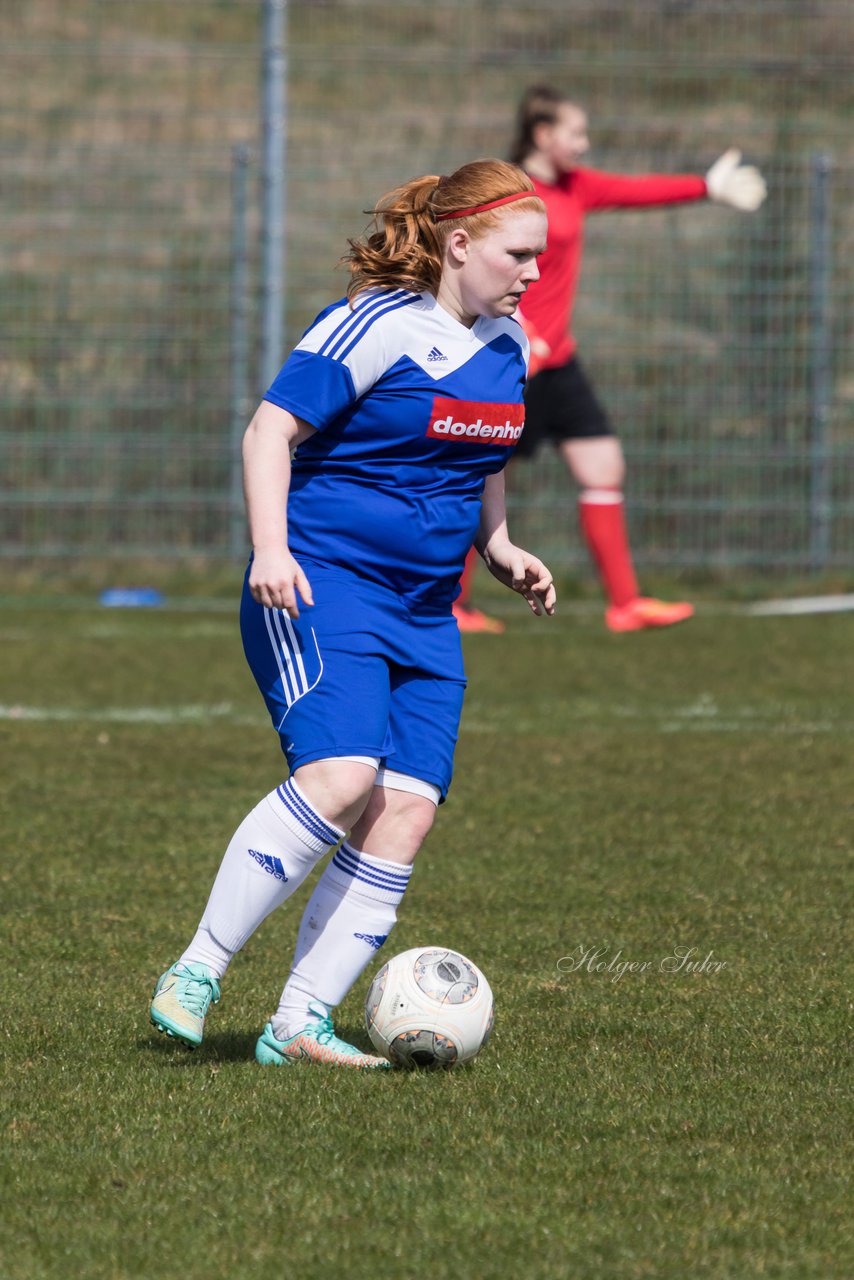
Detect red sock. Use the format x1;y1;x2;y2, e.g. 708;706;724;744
457;545;478;607
578;489;638;608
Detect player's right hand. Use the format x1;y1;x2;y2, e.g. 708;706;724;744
249;546;314;617
481;539;557;617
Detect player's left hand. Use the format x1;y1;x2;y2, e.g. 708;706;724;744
481;541;556;617
705;148;768;212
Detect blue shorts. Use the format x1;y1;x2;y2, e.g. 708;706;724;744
240;559;467;801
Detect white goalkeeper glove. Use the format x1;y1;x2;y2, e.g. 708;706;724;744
705;148;767;212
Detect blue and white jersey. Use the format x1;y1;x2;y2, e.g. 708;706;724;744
263;289;529;609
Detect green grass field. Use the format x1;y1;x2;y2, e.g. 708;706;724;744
1;595;852;1279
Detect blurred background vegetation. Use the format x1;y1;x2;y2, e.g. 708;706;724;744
2;0;853;579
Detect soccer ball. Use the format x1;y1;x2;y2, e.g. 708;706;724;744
364;946;494;1069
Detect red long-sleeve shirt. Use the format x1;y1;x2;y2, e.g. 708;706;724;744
521;168;708;369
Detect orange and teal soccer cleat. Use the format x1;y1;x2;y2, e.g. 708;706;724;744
605;596;694;633
255;1007;392;1070
452;602;506;634
150;961;221;1048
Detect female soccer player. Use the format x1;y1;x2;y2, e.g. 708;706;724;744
150;159;554;1068
458;85;767;634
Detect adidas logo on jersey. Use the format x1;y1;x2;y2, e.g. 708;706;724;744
248;849;289;882
426;396;525;446
427;346;448;362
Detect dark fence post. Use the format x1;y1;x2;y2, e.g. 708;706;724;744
230;143;251;557
260;0;287;394
809;151;832;572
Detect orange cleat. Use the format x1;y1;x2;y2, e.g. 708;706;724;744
452;602;506;634
605;596;694;633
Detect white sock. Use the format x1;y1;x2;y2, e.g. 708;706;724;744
178;777;344;978
272;841;412;1038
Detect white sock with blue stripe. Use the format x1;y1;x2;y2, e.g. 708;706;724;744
271;841;413;1039
178;778;345;977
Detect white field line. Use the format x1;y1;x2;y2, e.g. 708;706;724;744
0;703;258;726
2;699;851;736
463;694;853;736
744;594;854;616
462;717;848;736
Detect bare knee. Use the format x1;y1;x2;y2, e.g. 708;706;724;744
560;436;625;490
293;759;377;831
351;785;437;864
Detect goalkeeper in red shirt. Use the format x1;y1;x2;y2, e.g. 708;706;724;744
455;84;766;634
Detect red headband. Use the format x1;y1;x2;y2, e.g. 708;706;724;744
434;191;536;221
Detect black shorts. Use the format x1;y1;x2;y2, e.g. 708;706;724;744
516;356;614;460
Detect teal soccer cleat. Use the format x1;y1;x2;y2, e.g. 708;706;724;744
255;1006;391;1070
150;961;221;1048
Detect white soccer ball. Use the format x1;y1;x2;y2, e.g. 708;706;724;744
364;946;494;1069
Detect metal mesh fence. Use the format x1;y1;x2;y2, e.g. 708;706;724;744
2;1;853;571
